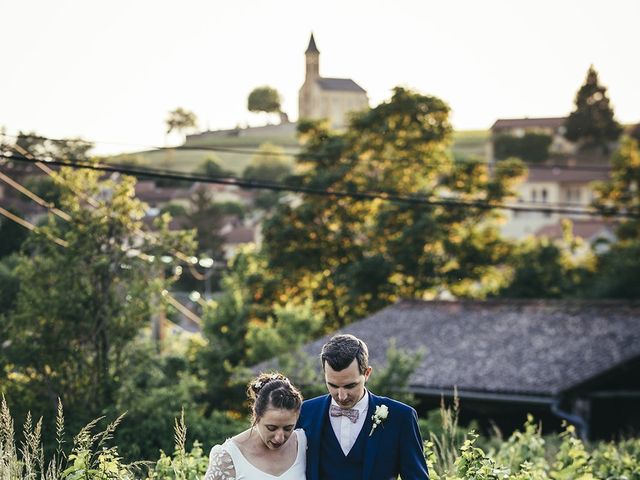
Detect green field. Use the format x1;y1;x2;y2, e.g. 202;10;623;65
108;129;489;174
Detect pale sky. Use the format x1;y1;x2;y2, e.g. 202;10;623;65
1;0;638;155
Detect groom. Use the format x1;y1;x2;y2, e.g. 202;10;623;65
297;334;429;480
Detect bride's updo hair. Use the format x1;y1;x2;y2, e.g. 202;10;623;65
248;372;303;424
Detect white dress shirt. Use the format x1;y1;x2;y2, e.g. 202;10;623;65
329;390;369;455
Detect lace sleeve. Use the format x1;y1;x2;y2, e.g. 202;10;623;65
204;444;236;480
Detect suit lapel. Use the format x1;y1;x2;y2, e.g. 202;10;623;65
362;392;383;480
309;395;331;480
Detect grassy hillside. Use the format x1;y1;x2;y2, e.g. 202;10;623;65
107;129;489;174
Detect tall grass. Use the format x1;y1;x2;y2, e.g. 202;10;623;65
3;394;640;479
0;398;206;480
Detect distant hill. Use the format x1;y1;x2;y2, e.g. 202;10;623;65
108;125;489;175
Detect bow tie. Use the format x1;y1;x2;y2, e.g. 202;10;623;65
330;405;359;423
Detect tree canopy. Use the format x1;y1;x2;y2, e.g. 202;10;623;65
1;165;194;423
247;86;282;114
260;87;526;326
165;107;198;136
564;65;622;149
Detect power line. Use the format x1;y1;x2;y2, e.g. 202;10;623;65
2;151;634;218
0;206;68;247
2;131;615;173
0;170;71;221
0;161;204;324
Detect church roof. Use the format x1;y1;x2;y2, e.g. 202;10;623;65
316;77;366;93
305;33;319;54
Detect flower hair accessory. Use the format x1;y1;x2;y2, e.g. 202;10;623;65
369;404;389;436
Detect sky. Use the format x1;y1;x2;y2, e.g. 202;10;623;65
1;0;639;155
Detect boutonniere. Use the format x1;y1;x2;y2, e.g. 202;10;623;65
369;404;389;436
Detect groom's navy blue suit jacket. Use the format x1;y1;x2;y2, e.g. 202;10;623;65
296;392;429;480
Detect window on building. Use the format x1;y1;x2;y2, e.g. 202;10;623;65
542;189;548;203
531;189;537;202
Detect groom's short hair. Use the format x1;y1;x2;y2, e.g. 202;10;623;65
321;334;369;374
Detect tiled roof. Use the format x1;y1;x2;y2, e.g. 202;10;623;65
316;77;366;93
526;166;610;183
491;117;567;131
296;300;640;398
535;220;616;241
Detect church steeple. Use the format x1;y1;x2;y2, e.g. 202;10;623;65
304;33;320;81
305;33;319;54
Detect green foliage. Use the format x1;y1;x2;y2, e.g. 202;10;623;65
496;222;594;298
493;133;552;163
564;65;623;149
0;210;28;259
593;137;640;240
0;166;195;430
242;143;293;182
3;394;640;480
262;87;524;326
159;202;187;218
245;301;324;364
146;411;209;480
166;108;198;136
586;137;640;299
194;156;232;178
423;395;466;476
583;242;640;298
590;438;640;480
494;415;548;474
243;143;293;210
195;246;267;410
214;201;245;219
550;425;593;479
247;86;281;114
366;340;423;404
107;341;205;461
184;188;225;258
0;254;19;309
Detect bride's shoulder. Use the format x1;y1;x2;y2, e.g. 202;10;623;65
294;428;307;448
205;443;236;480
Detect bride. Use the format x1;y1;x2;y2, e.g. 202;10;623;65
204;372;306;479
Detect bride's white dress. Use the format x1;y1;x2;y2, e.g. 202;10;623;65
204;429;306;480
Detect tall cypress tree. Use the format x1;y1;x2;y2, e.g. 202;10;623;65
564;65;622;149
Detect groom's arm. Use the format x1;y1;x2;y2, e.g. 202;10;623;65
398;407;429;479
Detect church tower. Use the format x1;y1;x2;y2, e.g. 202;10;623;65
304;33;320;81
299;33;319;120
298;33;368;127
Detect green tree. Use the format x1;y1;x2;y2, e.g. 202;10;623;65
564;65;623;150
586;137;640;298
495;221;594;298
195;246;281;411
185;188;225;259
261;87;525;326
0;208;29;259
247;86;282;115
194;155;232;177
243;143;293;210
166;107;198;139
592;136;640;240
0;165;194;424
242;143;292;182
